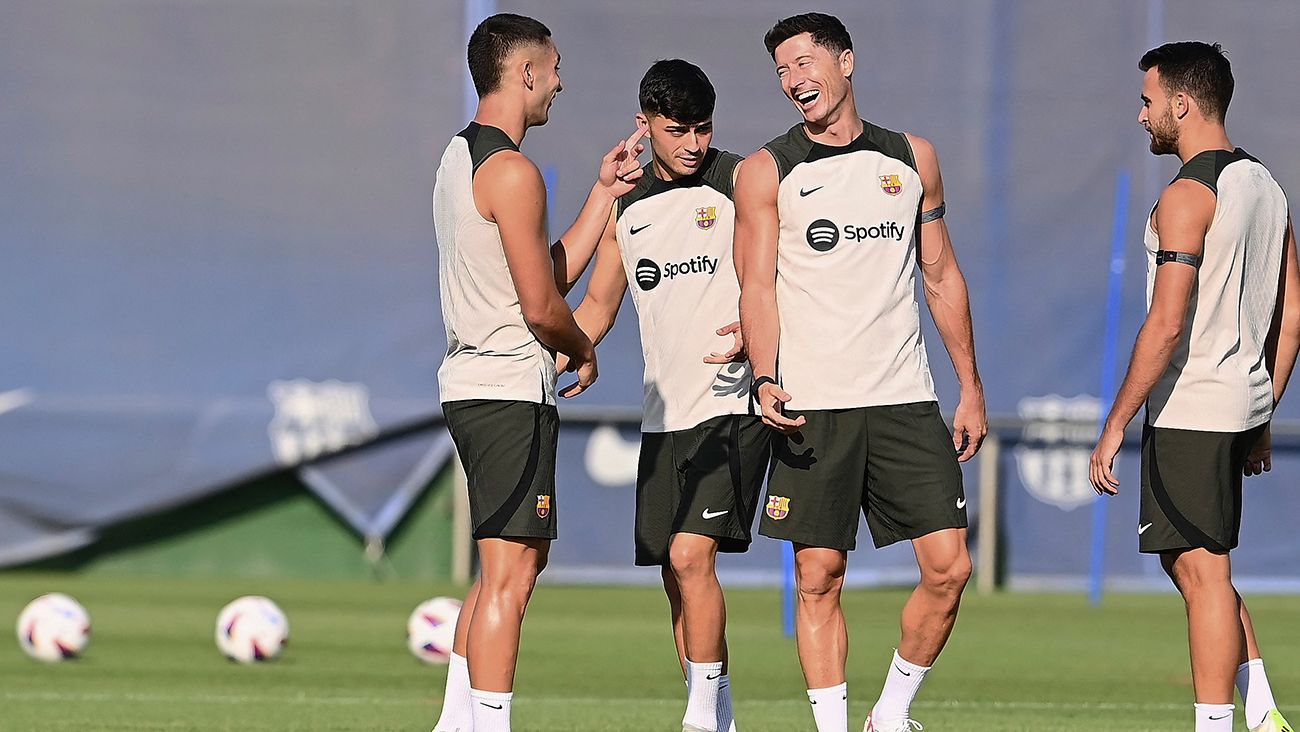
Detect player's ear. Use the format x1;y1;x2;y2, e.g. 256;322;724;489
635;112;649;131
839;48;855;79
521;58;535;91
1173;91;1190;120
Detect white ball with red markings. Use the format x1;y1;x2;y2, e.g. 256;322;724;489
16;593;91;662
406;596;461;664
215;596;288;664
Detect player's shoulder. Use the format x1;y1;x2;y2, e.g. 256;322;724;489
761;124;813;181
1173;147;1262;196
1154;178;1217;233
701;148;743;199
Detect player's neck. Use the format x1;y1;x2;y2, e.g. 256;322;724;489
472;96;528;147
802;97;863;146
1176;125;1233;164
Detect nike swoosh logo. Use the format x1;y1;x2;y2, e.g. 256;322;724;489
1138;523;1153;535
702;509;729;519
706;673;721;680
799;186;824;197
894;663;912;677
630;224;652;235
1209;713;1231;720
955;498;967;509
479;703;504;710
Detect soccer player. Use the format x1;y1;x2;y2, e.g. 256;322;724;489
430;13;642;732
563;59;769;732
735;13;986;732
1090;41;1297;732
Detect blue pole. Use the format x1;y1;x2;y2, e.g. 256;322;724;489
782;542;795;637
1089;170;1131;606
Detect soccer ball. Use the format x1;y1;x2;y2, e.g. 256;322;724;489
15;593;91;662
406;596;462;664
215;596;288;663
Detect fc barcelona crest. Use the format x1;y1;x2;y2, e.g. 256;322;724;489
879;174;903;196
536;494;551;519
765;495;790;521
695;206;717;230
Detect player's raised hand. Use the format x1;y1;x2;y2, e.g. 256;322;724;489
558;349;598;399
703;321;745;364
1244;423;1272;477
1089;426;1123;495
757;381;805;434
598;125;647;198
951;390;987;462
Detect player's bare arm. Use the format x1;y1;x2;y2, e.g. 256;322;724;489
704;163;746;366
556;209;627;374
910;133;987;462
735;149;804;433
1247;215;1300;476
552;128;647;294
478;150;598;397
1090;179;1213;493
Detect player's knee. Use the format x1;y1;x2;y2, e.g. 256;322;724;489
1168;552;1231;595
668;542;713;580
796;559;845;599
921;552;972;597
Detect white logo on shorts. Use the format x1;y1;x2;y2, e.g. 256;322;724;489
702;509;729;520
956;498;967;509
1014;394;1101;511
1138;523;1153;535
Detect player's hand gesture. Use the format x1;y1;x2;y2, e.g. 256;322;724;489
757;381;806;434
952;389;987;462
1244;422;1272;477
558;347;598;399
1089;425;1123;495
598;126;647;198
703;321;745;364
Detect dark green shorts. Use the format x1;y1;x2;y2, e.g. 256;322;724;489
634;415;771;566
759;402;966;550
1138;423;1266;554
443;399;558;541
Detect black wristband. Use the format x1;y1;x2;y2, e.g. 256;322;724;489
750;375;777;401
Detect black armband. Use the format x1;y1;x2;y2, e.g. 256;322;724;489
750;375;778;401
1155;250;1201;268
919;202;946;224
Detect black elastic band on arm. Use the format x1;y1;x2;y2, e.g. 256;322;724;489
1156;250;1201;268
919;202;946;224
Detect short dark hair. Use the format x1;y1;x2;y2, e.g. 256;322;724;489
763;13;853;59
1139;41;1234;121
467;13;552;98
638;60;716;124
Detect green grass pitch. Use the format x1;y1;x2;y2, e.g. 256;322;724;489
1;573;1296;730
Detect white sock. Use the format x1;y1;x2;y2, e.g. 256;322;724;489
1194;703;1233;731
1237;658;1278;728
470;688;512;732
683;659;723;731
807;682;848;732
870;650;930;727
717;674;737;732
433;652;472;732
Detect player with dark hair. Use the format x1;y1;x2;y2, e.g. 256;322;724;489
1091;41;1297;732
430;13;642;732
562;58;768;732
737;12;986;732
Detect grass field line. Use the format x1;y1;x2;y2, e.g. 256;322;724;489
0;690;1187;712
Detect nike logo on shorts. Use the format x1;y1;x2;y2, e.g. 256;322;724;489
956;498;967;509
1138;523;1153;535
702;508;729;520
